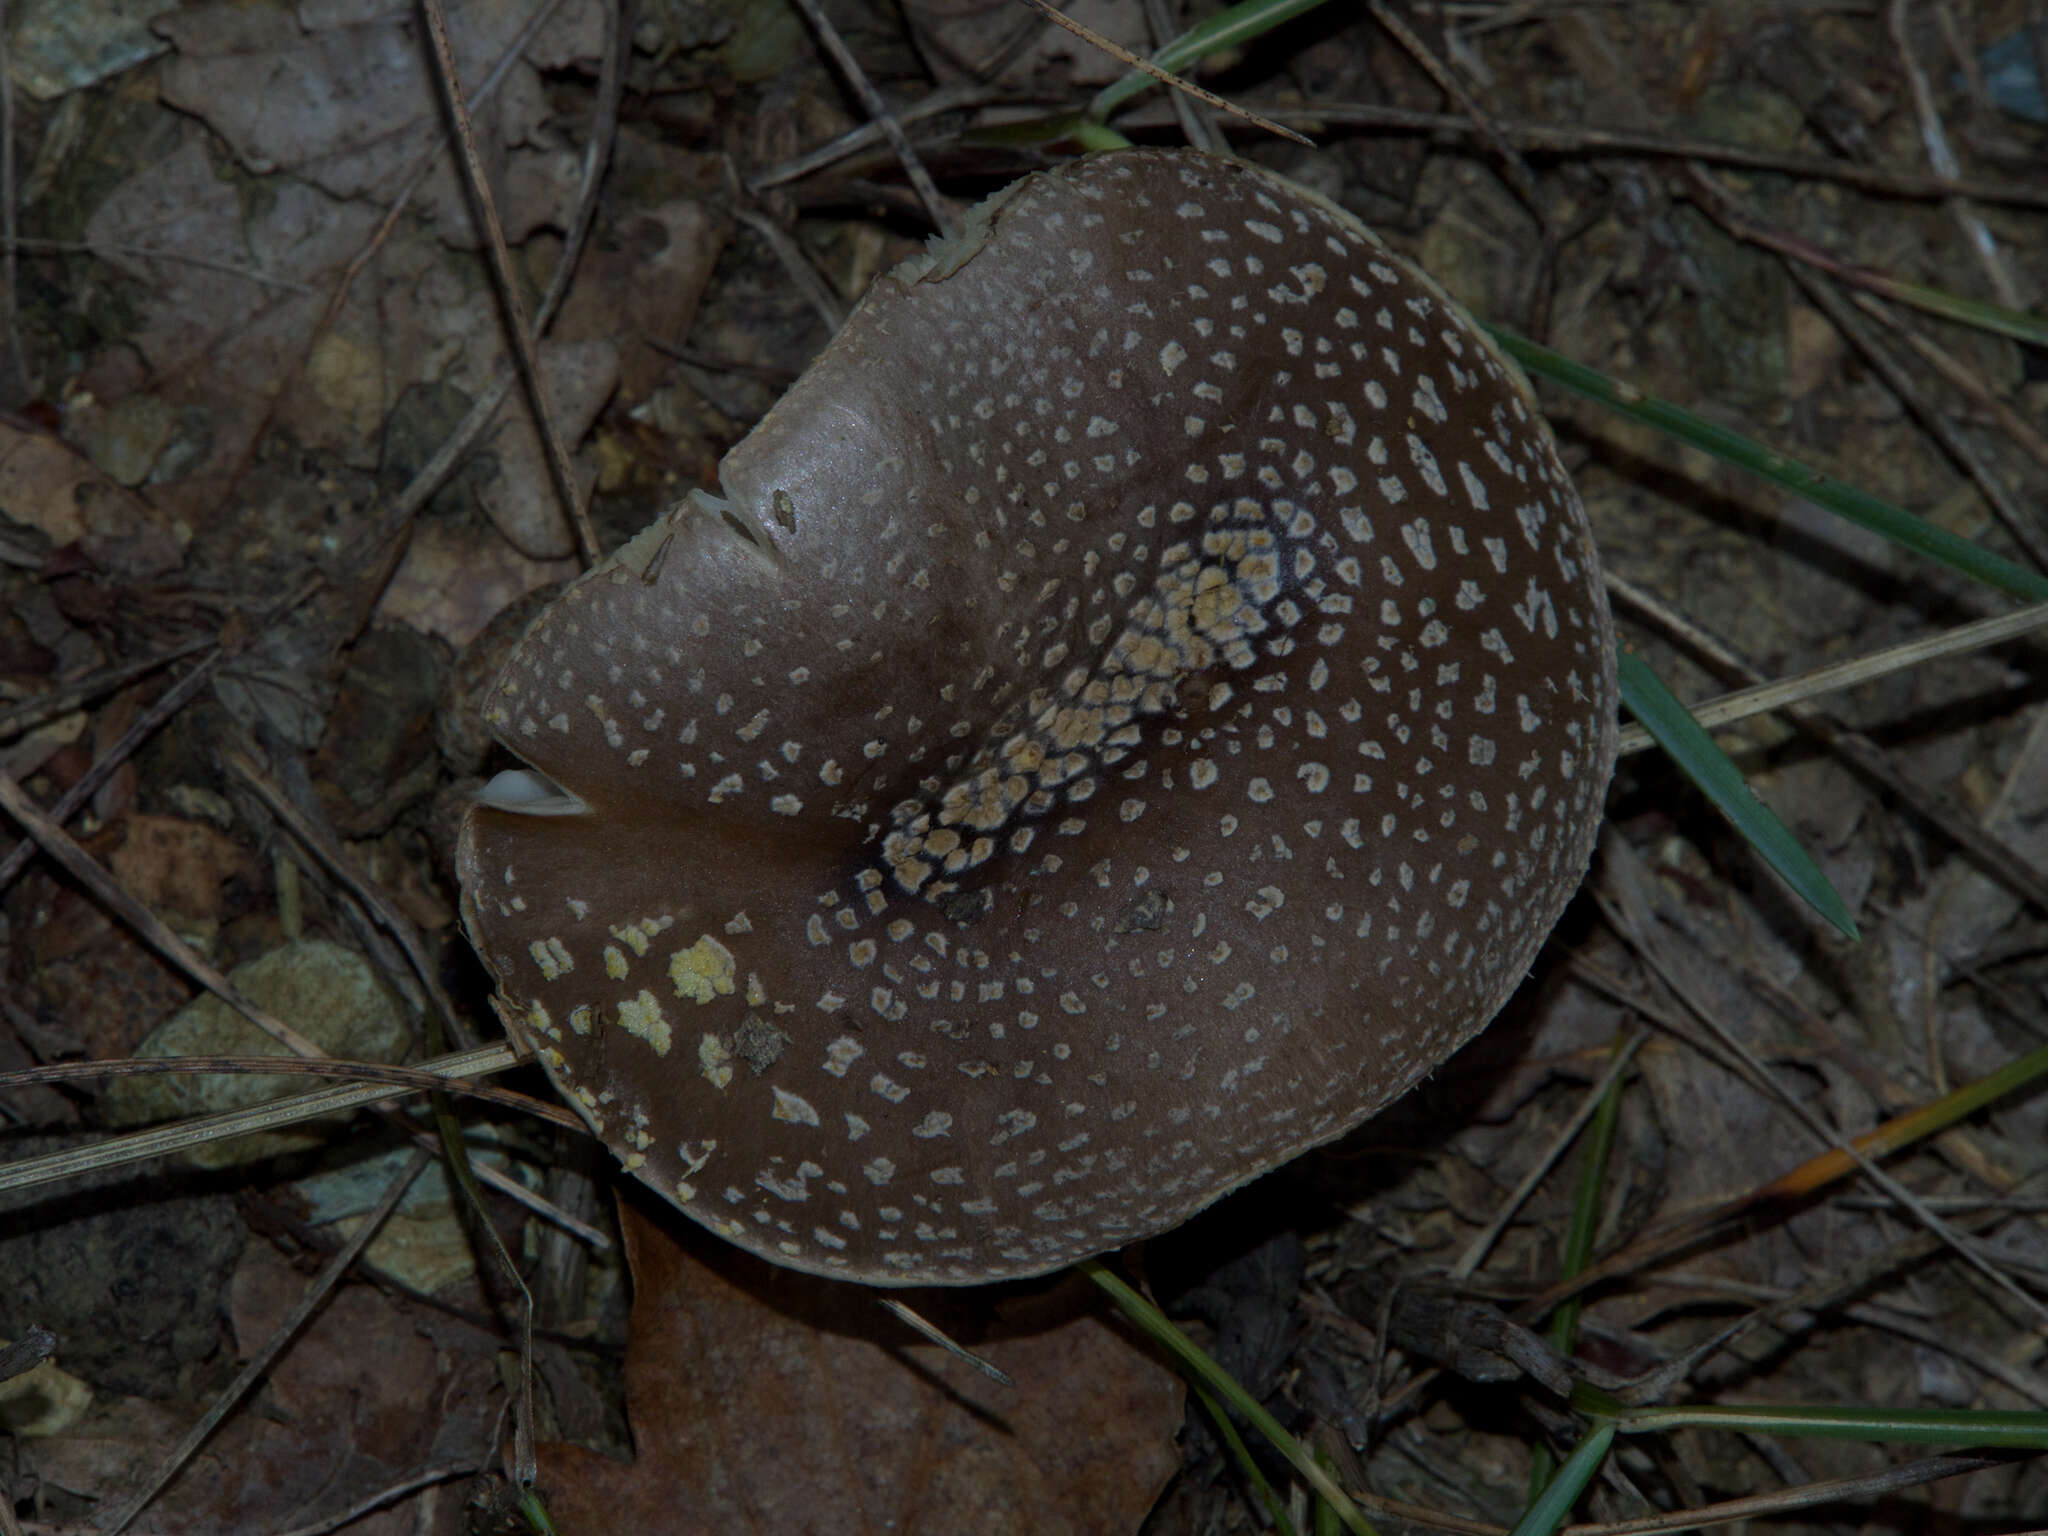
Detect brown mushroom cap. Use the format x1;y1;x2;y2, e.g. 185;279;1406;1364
458;149;1617;1286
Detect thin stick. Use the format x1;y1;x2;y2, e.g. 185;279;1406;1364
1852;290;2048;473
1367;0;1546;229
1888;0;2023;308
270;1463;481;1536
1596;864;2048;1332
1112;100;2048;210
0;1043;521;1197
785;0;957;239
0;1053;577;1129
1783;259;2048;570
1143;0;1219;155
1018;0;1311;146
341;0;620;627
0;642;240;894
0;764;327;1057
1606;572;2048;915
1450;1030;1648;1279
1613;600;2048;756
747;85;997;193
1563;1453;2012;1536
0;640;212;742
416;0;599;566
875;1298;1015;1386
226;749;475;1052
733;205;847;333
95;1149;433;1535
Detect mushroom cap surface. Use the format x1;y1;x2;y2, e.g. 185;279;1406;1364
458;149;1617;1286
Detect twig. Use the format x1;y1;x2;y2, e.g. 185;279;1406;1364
0;764;328;1056
342;0;622;629
1605;571;2048;916
25;237;314;293
1111;100;2048;210
0;640;213;742
94;1150;433;1535
1612;600;2048;756
1784;260;2048;570
1143;0;1220;154
314;0;580;340
875;1298;1016;1385
226;749;477;1051
785;0;957;239
746;84;997;192
0;652;222;894
0;1043;521;1196
732;204;847;333
1596;848;2048;1332
1018;0;1312;146
0;777;599;1241
1367;0;1547;230
1888;0;2023;307
1851;290;2048;473
1562;1453;2015;1536
416;0;598;566
1450;1030;1648;1279
270;1464;482;1536
0;1053;578;1129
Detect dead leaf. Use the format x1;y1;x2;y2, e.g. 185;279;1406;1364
32;1239;499;1532
375;516;578;649
155;0;599;246
108;812;255;924
540;1196;1183;1535
475;337;621;559
0;422;181;574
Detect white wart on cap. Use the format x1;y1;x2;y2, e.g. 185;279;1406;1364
458;148;1618;1286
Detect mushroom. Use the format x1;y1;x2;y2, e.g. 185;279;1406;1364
458;148;1617;1286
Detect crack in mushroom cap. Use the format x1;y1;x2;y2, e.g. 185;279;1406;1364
457;149;1618;1287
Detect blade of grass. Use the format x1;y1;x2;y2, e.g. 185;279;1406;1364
1195;1379;1303;1536
1525;1033;1633;1505
1619;651;1860;940
1485;326;2048;605
1751;1040;2048;1202
1614;1402;2048;1450
1089;0;1336;121
1512;1422;1616;1536
1080;1258;1379;1536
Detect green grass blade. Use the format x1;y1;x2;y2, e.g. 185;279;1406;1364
1619;651;1861;940
1194;1380;1302;1536
1088;0;1336;122
1526;1034;1632;1505
1869;273;2048;349
1613;1402;2048;1449
1485;326;2048;604
1548;1034;1630;1352
1511;1422;1616;1536
1080;1259;1378;1536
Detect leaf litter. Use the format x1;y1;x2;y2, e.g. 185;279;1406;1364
2;0;2048;1533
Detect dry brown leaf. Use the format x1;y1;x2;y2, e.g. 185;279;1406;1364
108;812;255;924
32;1240;499;1533
0;421;182;574
540;1197;1184;1535
153;0;598;242
374;516;578;649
